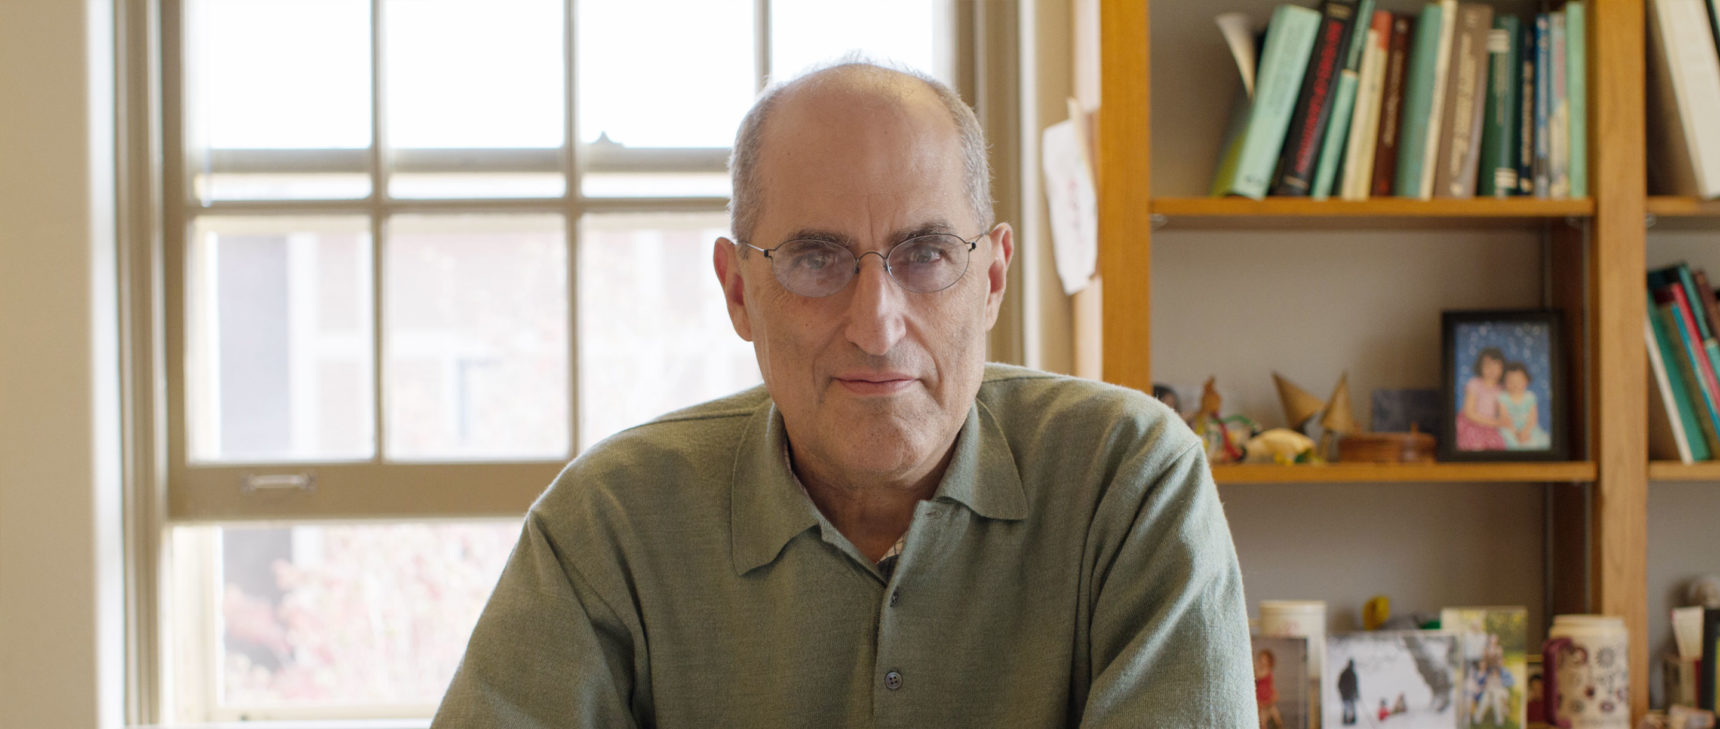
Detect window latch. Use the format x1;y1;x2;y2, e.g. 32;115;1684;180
241;472;316;493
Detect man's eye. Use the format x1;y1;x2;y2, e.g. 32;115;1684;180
787;247;838;270
901;243;947;266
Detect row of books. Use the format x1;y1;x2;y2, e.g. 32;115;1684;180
1211;0;1588;202
1646;262;1720;463
1647;0;1720;199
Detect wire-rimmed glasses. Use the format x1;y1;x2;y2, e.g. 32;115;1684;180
740;231;984;298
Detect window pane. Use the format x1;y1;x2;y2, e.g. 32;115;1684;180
581;171;730;199
207;521;516;711
770;1;954;84
576;0;755;148
187;218;374;463
578;213;761;449
385;215;569;460
187;0;372;200
384;0;565;199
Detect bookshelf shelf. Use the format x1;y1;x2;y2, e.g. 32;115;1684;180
1149;197;1595;230
1646;196;1720;230
1212;461;1597;485
1647;461;1720;482
1646;196;1720;217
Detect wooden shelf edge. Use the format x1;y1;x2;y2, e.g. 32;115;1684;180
1151;197;1596;219
1646;196;1720;218
1211;461;1597;484
1648;460;1720;481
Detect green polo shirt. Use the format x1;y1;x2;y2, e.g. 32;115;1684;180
432;364;1253;727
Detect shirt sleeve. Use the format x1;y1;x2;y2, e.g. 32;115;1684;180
430;511;643;729
1078;438;1255;728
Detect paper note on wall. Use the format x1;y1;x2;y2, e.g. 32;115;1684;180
1041;114;1097;297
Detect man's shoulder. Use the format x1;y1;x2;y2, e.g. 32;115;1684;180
979;363;1192;446
532;385;769;519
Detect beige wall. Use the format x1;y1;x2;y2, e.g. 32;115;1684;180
1016;0;1077;375
0;0;127;726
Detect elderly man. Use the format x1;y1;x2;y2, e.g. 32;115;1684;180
433;62;1253;727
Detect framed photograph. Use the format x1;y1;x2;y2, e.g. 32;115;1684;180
1440;310;1567;461
1252;634;1312;729
1525;655;1546;729
1325;631;1459;728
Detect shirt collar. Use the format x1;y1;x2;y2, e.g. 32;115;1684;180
729;395;1028;576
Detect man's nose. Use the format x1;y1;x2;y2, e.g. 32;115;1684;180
843;253;907;357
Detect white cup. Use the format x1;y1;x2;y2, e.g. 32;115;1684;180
1260;600;1327;728
1543;614;1629;729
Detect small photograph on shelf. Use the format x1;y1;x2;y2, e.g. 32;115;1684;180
1440;309;1567;462
1252;633;1312;729
1326;631;1459;728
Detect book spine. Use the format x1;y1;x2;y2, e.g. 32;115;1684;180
1676;264;1717;341
1657;293;1720;455
1312;0;1377;200
1342;16;1393;200
1692;268;1720;347
1517;20;1537;195
1647;301;1702;462
1434;4;1494;198
1478;16;1521;197
1549;10;1570;198
1665;0;1720;197
1311;73;1359;199
1418;0;1461;198
1646;0;1704;197
1371;13;1413;196
1272;0;1361;196
1667;284;1720;421
1225;6;1323;199
1394;3;1447;197
1534;13;1552;197
1649;292;1712;460
1566;2;1587;198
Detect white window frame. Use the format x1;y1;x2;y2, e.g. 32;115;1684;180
122;0;1022;724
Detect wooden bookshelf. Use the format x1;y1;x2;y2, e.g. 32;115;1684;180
1648;461;1720;482
1213;462;1598;485
1092;0;1648;718
1151;197;1594;230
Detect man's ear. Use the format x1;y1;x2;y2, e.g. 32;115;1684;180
713;237;754;342
982;223;1014;330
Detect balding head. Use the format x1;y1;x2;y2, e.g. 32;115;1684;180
728;62;993;246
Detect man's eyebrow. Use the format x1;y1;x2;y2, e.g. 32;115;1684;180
778;221;960;249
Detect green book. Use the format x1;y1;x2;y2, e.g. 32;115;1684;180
1565;1;1587;198
1311;0;1376;198
1660;298;1720;456
1312;74;1359;199
1212;5;1323;199
1648;293;1712;461
1394;1;1447;197
1478;15;1521;197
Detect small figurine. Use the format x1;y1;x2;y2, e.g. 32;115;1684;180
1243;428;1316;464
1190;377;1258;464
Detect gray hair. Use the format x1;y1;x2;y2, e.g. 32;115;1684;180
728;59;994;246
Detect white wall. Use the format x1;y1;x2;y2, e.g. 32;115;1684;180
0;0;126;726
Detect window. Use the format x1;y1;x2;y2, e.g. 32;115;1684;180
159;0;970;721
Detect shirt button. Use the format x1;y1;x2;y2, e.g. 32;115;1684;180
884;670;903;691
889;590;901;607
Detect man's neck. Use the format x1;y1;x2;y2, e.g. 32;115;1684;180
790;446;954;564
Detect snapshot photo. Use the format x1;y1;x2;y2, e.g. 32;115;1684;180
1325;631;1459;729
1252;634;1311;729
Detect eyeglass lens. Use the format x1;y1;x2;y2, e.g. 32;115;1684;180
772;234;971;297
